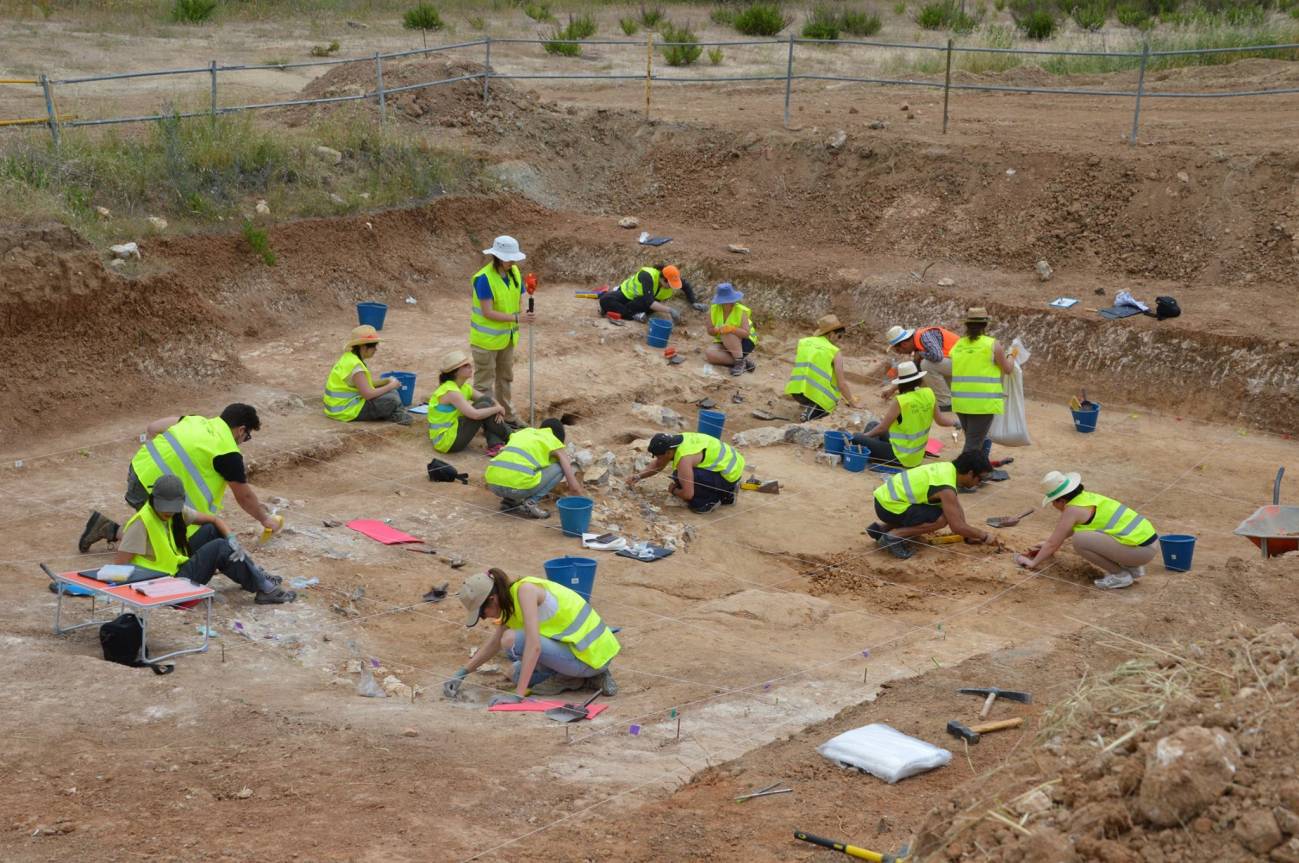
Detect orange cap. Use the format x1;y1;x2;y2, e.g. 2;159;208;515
661;265;682;290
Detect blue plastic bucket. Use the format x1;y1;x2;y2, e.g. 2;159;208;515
556;496;594;538
824;430;848;456
356;301;388;330
1071;403;1101;433
697;409;726;439
841;444;868;472
544;556;597;602
385;371;417;407
1159;534;1196;572
646;318;673;348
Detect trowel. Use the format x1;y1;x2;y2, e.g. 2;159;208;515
986;508;1035;528
741;475;781;494
545;691;601;723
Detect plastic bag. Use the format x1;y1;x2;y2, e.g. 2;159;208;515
816;723;951;784
990;338;1032;447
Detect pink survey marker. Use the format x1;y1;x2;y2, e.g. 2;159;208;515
926;439;945;455
346;519;422;545
488;700;611;717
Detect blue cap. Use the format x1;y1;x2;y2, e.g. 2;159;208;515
712;282;743;305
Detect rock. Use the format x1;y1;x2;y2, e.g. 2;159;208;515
382;675;413;700
109;242;140;260
1236;810;1283;854
727;243;750;254
442;553;465;569
401;728;419;738
1006;168;1017;176
1035;259;1054;282
937;277;955;287
633;454;652;472
785;426;823;448
1019;827;1076;863
630;403;684;428
826;130;847;152
583;464;611;486
1137;726;1240;827
900;102;910;111
315;145;343;165
1192;817;1213;833
95;206;111;219
1274;807;1299;836
732;425;790;448
573;449;596;469
1016;788;1054;815
848;106;859;114
108;258;126;270
618;216;639;229
868;120;886;130
255;199;270;216
146;216;167;231
1272;838;1299;863
329;193;346;206
234;787;253;799
815;452;841;467
346;19;368;28
1177;171;1190;184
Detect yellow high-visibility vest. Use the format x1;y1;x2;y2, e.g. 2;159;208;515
710;303;759;346
950;335;1005;415
123;504;188;575
484;427;563;491
1069;491;1156;546
889;387;936;468
129;415;238;517
323;351;373;422
671;432;746;484
470;263;522;351
784;335;841;412
874;461;957;516
507;576;620;670
428;380;473;453
618;267;672;302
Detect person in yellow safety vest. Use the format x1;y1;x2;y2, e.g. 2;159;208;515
428;349;510;456
77;403;281;555
784;314;862;422
628;432;746;514
868;451;995;559
950;306;1015;459
597;263;705;323
484;419;583;519
446;567;620;703
703;282;759;377
471;236;532;429
109;475;296;604
323;324;410;425
852;361;957;467
879;323;961;412
1015;470;1160;591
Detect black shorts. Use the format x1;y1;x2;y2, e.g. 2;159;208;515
875;499;944;528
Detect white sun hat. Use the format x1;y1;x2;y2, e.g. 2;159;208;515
894;360;927;385
483;235;526;262
885;325;915;346
1041;470;1083;508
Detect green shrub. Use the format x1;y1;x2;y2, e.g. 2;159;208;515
1014;5;1057;37
659;21;702;65
242;220;277;267
839;7;883;34
620;15;640;34
802;4;842;37
403;3;445;31
994;0;1006;10
640;4;666;27
957;23;1022;71
467;15;486;29
1116;2;1151;26
733;2;791;35
171;0;216;23
1071;0;1106;30
1292;4;1299;18
565;11;597;38
893;0;907;13
710;6;737;25
543;14;596;56
916;0;977;31
524;1;553;22
310;40;341;57
708;46;724;64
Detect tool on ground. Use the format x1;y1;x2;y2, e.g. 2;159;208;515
421;582;449;603
525;272;538;427
959;686;1033;718
741;476;780;494
986;508;1035;528
403;544;438;555
663;346;677;358
697;397;717;409
751;408;795;422
928;533;964;544
668;354;685;365
945;716;1024;744
794;830;909;862
735;783;792;802
545;691;601;723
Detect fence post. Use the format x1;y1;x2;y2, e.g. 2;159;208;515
782;33;795;130
644;32;652;119
482;37;491;103
942;38;953;135
1129;40;1149;146
375;51;386;122
39;74;60;148
209;60;218;124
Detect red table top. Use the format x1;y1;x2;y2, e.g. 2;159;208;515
57;571;214;608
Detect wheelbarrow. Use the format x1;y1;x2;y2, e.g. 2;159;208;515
1233;467;1299;559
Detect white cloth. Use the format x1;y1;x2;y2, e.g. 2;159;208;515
817;723;952;784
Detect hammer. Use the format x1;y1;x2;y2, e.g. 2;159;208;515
959;686;1032;719
946;717;1023;744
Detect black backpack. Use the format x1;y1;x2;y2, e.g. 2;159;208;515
427;458;469;484
99;613;173;675
1148;296;1181;320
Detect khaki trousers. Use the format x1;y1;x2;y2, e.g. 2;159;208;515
919;357;953;409
472;344;517;423
1072;532;1158;575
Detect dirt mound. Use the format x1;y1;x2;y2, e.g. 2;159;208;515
913;621;1299;862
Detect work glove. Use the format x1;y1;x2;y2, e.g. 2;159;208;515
226;535;247;563
489;692;523;708
667;308;682;324
691;302;707;312
442;668;469;699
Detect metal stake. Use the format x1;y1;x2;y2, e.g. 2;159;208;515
528;320;535;427
782;33;795;129
375;52;386;122
1129;40;1149;146
482;37;492;103
209;60;218;124
942;39;953;135
644;32;652;119
40;74;60;147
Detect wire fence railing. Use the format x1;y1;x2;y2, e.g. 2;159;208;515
4;33;1299;146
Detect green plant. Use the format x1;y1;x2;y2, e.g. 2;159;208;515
543;14;595;55
708;46;724;64
242;219;277;267
403;3;444;47
524;1;553;22
261;56;291;67
802;4;841;37
1071;0;1106;30
620;15;640;33
1012;2;1056;37
171;0;216;23
710;6;737;25
309;40;341;57
1291;5;1299;18
839;7;883;35
467;15;486;29
733;2;790;35
35;0;54;18
916;0;977;31
958;23;1022;70
1115;1;1151;26
893;0;907;13
994;0;1006;10
659;21;702;65
640;4;665;27
565;11;597;39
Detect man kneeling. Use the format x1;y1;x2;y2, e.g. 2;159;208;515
868;451;995;559
628;432;746;514
113;476;296;604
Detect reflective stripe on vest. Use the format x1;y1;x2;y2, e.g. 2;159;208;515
709;302;758;346
470;263;522;351
671;432;746;484
1070;491;1157;547
889;387;936;468
784;335;841;412
323;351;372;422
129;415;237;517
873;461;958;516
428;380;472;453
507;576;621;669
950;335;1005;415
484;428;562;491
124;504;188;575
619;267;669;302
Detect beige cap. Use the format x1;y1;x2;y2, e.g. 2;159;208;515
965;306;990;324
1041;470;1082;508
440;349;472;374
345;324;381;350
456;572;495;627
814;314;846;337
894;360;927;385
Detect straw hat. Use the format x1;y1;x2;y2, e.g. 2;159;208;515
894;360;927;385
814;314;846;337
440;349;472;374
885;325;914;346
661;265;683;290
965;306;991;324
345;324;381;350
1041;470;1083;508
483;236;526;262
456;572;495;628
712;282;743;305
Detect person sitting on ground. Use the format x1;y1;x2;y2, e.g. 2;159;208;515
484;419;583;519
428;349;510;457
323;324;410;425
597;264;704;323
445;567;619;703
111;475;295;604
784;314;862;422
79;403;280;554
703;282;758;377
878;323;960;412
951;306;1015;458
852;361;956;467
868;451;995;559
1014;470;1159;591
627;432;746;514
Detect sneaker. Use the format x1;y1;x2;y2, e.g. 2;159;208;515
530;674;586;696
595;669;618;697
518;502;550;519
485;443;504;457
744;357;756;373
1129;565;1146;579
504;418;525;432
881;533;915;559
255;587;298;604
391;409;413;427
730;358;746;376
632;312;647;323
866;522;886;543
1093;572;1134;590
691;500;720;514
78;511;119;553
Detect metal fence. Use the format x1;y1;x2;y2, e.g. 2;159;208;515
5;34;1299;147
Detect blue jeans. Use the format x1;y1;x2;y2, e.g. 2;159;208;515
489;463;564;506
506;630;606;685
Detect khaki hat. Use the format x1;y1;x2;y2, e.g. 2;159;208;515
894;360;927;385
456;572;496;627
440;349;472;374
965;306;991;324
814;314;846;337
345;324;381;350
885;325;915;346
1041;470;1082;508
151;474;186;515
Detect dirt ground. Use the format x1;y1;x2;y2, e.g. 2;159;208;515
2;15;1299;863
